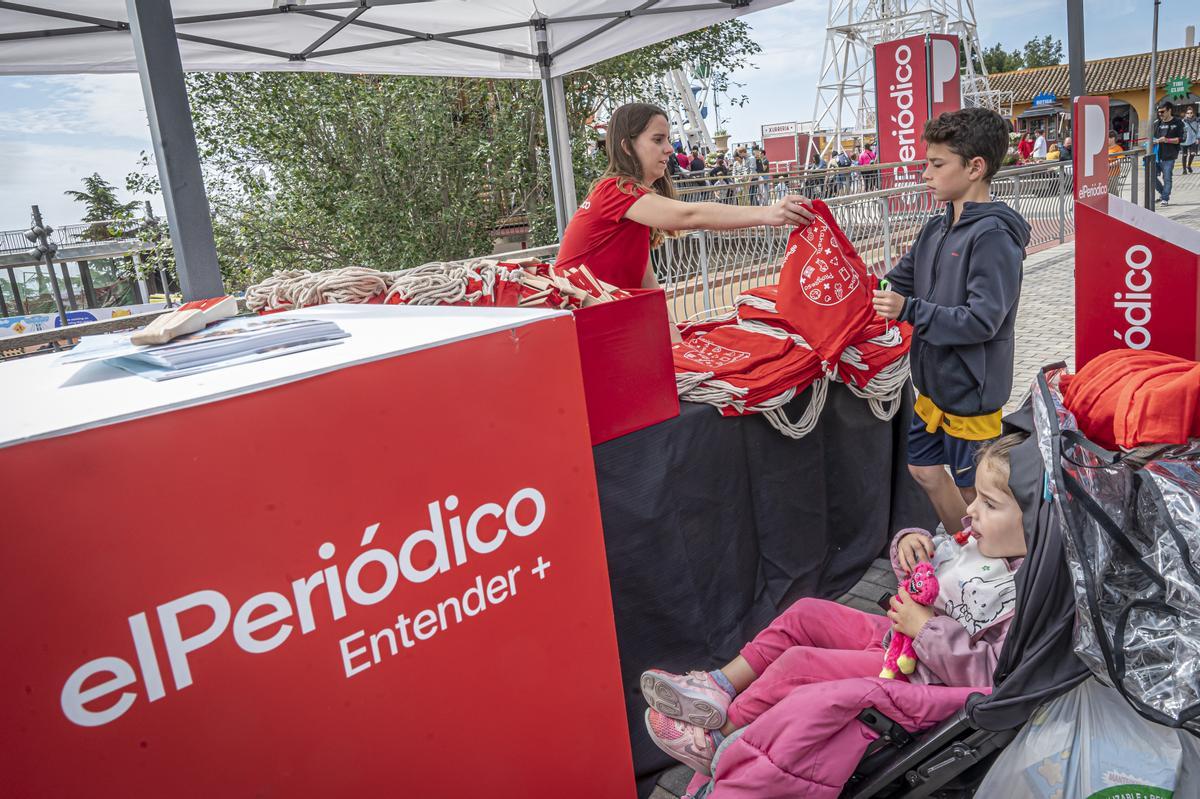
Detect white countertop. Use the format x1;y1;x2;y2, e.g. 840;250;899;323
0;304;565;449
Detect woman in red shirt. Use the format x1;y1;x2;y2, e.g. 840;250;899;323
1017;132;1034;162
556;103;814;339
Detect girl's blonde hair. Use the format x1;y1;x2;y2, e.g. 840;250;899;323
597;102;678;248
976;433;1030;482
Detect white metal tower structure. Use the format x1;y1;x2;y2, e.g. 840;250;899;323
808;0;1009;160
657;67;716;152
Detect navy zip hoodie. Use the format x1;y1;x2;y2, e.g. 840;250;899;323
884;201;1031;417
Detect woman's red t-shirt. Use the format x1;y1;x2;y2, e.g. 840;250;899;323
555;177;651;289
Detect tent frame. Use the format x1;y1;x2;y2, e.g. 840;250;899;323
0;0;757;298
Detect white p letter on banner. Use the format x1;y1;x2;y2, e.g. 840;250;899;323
1083;105;1105;178
930;39;957;104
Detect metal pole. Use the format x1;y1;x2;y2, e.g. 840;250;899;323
0;280;7;318
1066;0;1086;101
1057;166;1066;243
60;262;78;310
126;0;223;300
535;19;578;240
1145;0;1160;209
1130;155;1139;204
30;206;71;328
145;201;174;307
698;232;713;312
878;196;893;269
6;267;23;315
78;260;97;308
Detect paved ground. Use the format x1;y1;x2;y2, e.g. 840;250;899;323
648;170;1200;799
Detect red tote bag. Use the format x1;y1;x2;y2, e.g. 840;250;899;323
776;199;878;372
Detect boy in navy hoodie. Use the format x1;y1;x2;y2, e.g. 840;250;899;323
873;108;1031;537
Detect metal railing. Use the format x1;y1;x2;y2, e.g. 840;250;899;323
651;151;1140;322
3;154;1141;359
0;218;145;259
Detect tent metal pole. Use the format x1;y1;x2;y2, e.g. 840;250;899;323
126;0;224;301
1066;0;1085;101
537;22;577;240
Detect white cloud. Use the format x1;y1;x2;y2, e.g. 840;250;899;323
0;138;158;231
0;74;150;140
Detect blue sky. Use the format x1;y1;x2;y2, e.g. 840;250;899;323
0;0;1195;231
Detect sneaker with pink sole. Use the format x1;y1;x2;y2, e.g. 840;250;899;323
644;709;719;776
640;669;730;729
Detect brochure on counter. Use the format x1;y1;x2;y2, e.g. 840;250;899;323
60;315;349;380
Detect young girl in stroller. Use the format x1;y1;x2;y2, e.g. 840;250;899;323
641;433;1031;792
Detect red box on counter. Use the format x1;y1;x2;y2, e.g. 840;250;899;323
572;288;680;445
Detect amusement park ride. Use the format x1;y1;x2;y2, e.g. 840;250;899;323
806;0;1012;160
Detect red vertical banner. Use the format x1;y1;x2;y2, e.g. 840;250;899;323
874;35;930;168
878;35;931;194
1073;95;1110;212
927;34;962;120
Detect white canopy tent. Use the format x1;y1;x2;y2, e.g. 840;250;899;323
0;0;788;299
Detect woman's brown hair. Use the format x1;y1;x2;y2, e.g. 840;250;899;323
598;102;678;248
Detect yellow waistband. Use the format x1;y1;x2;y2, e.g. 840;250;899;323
913;394;1002;441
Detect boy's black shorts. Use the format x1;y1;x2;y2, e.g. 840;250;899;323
906;413;995;488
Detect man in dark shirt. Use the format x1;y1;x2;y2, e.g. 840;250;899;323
1153;101;1185;206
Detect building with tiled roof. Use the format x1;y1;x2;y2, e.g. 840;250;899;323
988;45;1200;146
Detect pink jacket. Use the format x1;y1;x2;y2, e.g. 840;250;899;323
886;528;1020;688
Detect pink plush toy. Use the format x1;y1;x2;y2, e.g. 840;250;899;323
880;561;940;679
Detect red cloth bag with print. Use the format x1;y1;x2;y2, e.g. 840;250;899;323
672;325;793;379
776;199;877;372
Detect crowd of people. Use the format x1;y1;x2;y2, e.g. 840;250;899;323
665;138;883;204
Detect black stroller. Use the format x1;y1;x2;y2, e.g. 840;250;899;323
845;364;1200;796
840;395;1091;797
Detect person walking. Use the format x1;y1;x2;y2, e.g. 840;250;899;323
1031;129;1047;160
752;145;769;205
708;153;732;201
858;143;879;190
1181;105;1200;175
1017;132;1034;163
1107;130;1124;195
1153;101;1185;206
675;145;690;172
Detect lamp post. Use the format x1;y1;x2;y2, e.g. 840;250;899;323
1145;0;1161;210
25;205;72;331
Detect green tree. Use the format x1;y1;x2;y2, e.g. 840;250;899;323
183;21;760;287
1021;35;1063;68
982;43;1024;74
64;173;139;241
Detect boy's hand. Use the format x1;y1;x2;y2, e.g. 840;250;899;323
896;533;935;573
888;587;935;639
872;290;905;320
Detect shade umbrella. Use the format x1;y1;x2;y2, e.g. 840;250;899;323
0;0;789;299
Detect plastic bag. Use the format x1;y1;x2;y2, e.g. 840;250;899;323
976;679;1195;798
1031;364;1200;733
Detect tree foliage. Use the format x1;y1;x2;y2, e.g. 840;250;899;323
1022;35;1063;69
181;21;760;286
982;35;1063;74
64;173;139;241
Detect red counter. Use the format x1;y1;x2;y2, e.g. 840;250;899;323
0;305;635;798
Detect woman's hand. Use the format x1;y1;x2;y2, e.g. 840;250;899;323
887;586;935;639
763;195;816;228
896;532;934;574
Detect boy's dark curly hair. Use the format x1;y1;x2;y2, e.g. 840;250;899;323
923;107;1011;181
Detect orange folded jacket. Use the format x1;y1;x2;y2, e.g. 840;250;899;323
1063;349;1200;450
